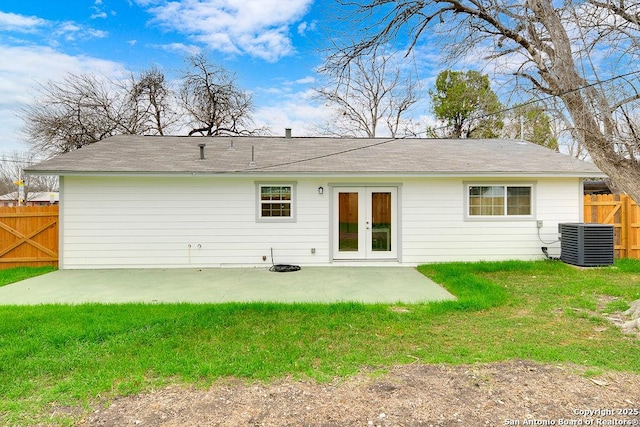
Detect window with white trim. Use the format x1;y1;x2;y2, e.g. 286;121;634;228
467;184;532;217
256;183;296;222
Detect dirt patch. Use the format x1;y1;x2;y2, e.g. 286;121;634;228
78;360;640;426
597;296;640;338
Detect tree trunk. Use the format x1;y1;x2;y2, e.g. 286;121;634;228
562;90;640;202
624;300;640;319
621;288;640;332
528;0;640;204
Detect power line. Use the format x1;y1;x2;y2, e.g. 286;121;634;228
0;158;35;164
236;137;400;172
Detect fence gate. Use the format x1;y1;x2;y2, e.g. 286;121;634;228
0;206;59;269
583;194;640;259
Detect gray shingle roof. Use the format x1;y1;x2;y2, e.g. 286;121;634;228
25;135;603;176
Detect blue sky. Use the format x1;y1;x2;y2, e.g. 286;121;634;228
0;0;446;156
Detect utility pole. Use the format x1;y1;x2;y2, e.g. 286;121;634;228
14;170;24;206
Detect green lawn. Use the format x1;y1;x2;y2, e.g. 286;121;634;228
1;260;639;426
0;266;56;287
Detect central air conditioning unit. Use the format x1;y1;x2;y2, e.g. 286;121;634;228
558;223;614;267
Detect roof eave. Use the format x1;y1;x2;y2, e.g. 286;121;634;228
24;169;607;179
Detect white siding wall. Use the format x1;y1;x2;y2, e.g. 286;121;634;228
60;175;583;268
61;176;329;268
400;177;582;263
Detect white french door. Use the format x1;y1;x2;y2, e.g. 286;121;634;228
332;186;398;260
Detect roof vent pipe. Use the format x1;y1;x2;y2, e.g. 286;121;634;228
198;143;206;160
285;128;292;138
249;145;256;167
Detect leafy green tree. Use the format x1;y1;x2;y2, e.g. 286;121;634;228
429;70;503;138
506;104;558;150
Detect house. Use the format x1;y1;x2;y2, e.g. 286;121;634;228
583;179;613;195
0;191;59;206
25;134;604;269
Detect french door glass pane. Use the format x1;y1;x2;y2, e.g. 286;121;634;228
371;192;391;251
339;192;359;251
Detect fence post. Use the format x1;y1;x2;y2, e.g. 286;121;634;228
620;194;628;258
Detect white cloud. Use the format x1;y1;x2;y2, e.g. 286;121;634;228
236;28;293;62
252;84;330;136
91;0;115;19
0;44;126;154
297;20;316;36
132;0;158;6
0;11;46;32
143;0;313;62
0;11;109;44
255;102;332;136
253;75;317;98
87;29;109;38
57;22;81;34
295;76;315;85
155;42;201;56
53;21;108;41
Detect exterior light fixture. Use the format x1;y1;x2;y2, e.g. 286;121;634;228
318;186;324;195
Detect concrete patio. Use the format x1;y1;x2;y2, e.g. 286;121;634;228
0;267;455;305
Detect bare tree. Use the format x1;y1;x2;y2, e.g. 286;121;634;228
331;0;640;203
22;57;261;154
22;73;122;155
316;46;419;138
125;66;179;136
0;161;14;196
22;67;178;156
180;55;260;136
117;67;178;136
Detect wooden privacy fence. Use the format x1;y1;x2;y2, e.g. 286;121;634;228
0;206;59;269
584;194;640;259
